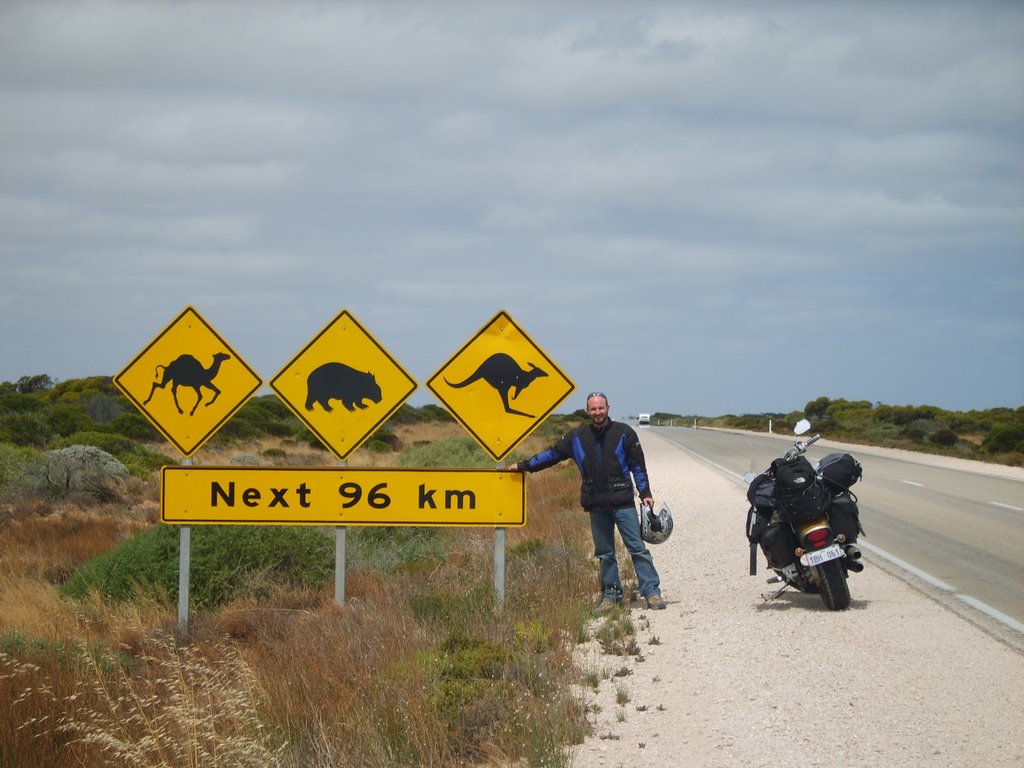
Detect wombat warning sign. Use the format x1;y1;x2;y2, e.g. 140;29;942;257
269;310;417;460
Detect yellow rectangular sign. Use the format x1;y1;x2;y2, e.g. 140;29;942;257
161;466;525;527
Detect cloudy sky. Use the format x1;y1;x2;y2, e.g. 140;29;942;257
2;1;1021;421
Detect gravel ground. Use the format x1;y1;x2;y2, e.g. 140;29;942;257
569;431;1024;768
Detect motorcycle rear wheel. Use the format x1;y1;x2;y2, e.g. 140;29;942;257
815;560;851;610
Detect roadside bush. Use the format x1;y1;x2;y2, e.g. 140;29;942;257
41;446;130;502
107;411;158;441
0;412;54;448
117;445;175;478
61;525;334;609
46;404;95;437
350;526;447;573
398;437;493;468
929;428;958;447
0;443;42;500
983;424;1024;454
898;426;926;442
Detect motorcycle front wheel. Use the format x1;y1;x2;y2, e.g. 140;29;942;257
815;560;851;610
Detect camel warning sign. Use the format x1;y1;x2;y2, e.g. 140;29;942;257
113;306;263;457
426;310;575;461
269;310;417;460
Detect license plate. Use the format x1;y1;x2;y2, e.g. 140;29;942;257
801;543;842;567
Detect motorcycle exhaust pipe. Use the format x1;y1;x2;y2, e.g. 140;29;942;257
844;544;864;572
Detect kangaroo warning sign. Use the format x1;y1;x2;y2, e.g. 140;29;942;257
269;310;417;460
113;306;263;457
426;310;575;461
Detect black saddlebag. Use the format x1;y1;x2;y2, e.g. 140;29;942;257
828;494;863;543
760;523;798;569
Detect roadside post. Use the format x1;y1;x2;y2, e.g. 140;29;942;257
269;310;417;606
427;311;575;604
114;306;262;636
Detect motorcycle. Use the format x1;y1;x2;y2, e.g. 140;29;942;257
743;420;864;610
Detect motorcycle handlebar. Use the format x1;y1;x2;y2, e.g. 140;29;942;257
783;433;821;461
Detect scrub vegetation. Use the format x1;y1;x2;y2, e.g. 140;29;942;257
0;373;606;767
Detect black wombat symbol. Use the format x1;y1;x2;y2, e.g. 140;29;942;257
305;362;383;413
445;352;548;417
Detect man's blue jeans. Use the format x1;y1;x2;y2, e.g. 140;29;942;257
589;505;662;600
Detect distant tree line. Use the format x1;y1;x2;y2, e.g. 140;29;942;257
651;396;1024;466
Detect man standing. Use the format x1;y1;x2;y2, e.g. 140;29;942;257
509;392;666;610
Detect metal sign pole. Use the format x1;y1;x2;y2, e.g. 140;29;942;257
177;456;192;637
494;527;506;606
335;459;348;606
335;527;346;605
494;458;507;607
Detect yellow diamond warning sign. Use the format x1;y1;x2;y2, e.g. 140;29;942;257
269;310;417;460
427;310;575;461
113;306;263;457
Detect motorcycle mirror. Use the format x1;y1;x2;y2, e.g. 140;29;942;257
794;418;811;436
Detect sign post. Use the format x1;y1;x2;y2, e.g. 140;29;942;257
269;310;418;604
114;307;262;634
427;311;574;602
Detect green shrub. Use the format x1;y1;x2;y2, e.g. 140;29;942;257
116;445;175;478
0;443;42;499
0;412;54;448
350;526;447;573
929;428;958;447
42;445;130;501
398;437;493;468
46;404;94;437
107;411;159;440
61;525;334;609
984;424;1024;453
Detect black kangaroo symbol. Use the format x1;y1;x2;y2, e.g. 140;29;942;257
143;352;231;416
445;353;548;417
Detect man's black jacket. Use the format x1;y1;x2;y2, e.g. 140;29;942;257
519;420;651;513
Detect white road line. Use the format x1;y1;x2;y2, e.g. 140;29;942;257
847;541;1023;635
901;480;924;487
955;594;1024;634
990;501;1023;512
858;540;956;591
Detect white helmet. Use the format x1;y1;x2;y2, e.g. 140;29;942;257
640;502;674;544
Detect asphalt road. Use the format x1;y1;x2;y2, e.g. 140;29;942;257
649;424;1024;628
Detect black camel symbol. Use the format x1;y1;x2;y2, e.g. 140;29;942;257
445;352;548;417
143;352;231;416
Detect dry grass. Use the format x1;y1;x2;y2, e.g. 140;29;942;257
1;422;596;767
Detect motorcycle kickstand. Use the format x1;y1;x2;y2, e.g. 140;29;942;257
761;579;790;603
